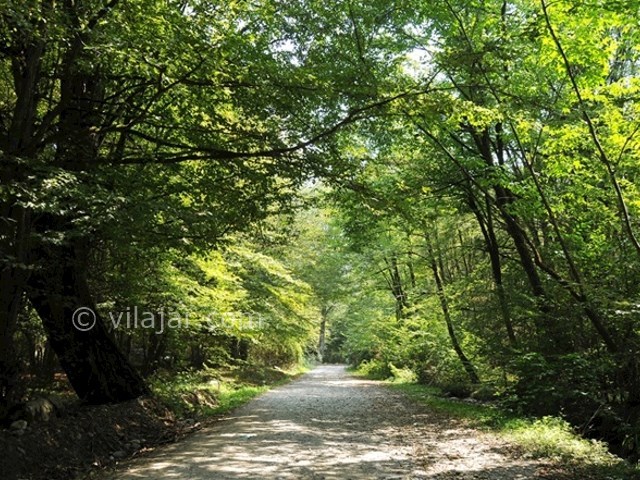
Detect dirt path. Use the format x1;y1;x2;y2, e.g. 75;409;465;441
106;365;548;479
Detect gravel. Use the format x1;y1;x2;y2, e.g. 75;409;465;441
105;365;548;479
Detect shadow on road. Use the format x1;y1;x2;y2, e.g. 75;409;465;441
109;365;542;479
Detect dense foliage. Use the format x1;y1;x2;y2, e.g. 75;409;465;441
2;0;640;464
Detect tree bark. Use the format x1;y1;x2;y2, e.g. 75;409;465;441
469;129;566;348
0;26;45;417
0;201;32;416
0;271;24;416
27;237;148;403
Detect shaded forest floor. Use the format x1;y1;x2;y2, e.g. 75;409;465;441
0;364;299;480
0;395;181;480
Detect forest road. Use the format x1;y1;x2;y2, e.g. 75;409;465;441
106;365;547;479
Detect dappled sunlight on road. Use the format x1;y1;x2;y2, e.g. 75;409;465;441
109;365;544;479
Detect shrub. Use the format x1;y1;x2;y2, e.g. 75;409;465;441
357;359;392;379
389;363;417;383
502;352;610;428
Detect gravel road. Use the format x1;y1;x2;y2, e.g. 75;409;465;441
107;365;548;479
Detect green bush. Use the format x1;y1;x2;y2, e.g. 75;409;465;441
357;359;392;379
389;363;416;383
503;353;604;420
506;416;621;465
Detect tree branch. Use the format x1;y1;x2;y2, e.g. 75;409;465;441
541;0;640;258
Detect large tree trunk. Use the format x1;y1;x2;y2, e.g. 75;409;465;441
0;36;44;416
27;238;148;403
0;268;24;417
0;202;32;417
1;3;150;407
20;13;147;402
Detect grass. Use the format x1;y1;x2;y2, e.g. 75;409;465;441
389;382;640;479
150;362;309;418
211;384;268;414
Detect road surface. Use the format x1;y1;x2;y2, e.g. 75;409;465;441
107;365;545;479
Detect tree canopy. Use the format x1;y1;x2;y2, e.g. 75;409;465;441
2;0;640;463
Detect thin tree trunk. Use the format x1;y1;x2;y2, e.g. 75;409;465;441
512;127;619;353
426;240;480;384
407;252;417;288
318;314;327;362
417;124;551;341
384;255;408;320
470;130;563;347
467;189;517;347
458;229;471;276
38;341;58;382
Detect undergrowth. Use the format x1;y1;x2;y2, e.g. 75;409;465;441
149;363;308;418
389;382;640;480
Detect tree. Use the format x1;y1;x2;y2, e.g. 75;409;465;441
0;0;402;409
324;0;640;454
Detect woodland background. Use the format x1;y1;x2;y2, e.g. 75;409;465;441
2;0;640;467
